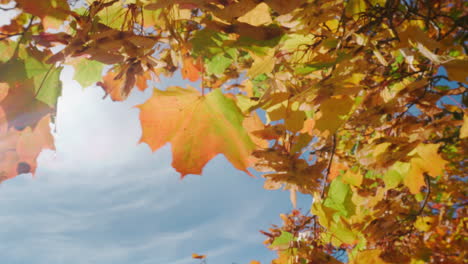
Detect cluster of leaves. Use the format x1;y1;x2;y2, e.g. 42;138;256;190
1;0;467;263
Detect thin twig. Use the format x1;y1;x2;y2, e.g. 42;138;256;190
320;134;336;198
0;6;15;11
11;16;35;60
416;173;431;216
35;63;57;98
0;32;22;41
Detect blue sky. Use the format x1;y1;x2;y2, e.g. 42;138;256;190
0;66;311;264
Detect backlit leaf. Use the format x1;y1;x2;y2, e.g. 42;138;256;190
410;144;447;177
350;249;388;264
17;114;54;175
206;53;232;76
247;49;275;78
33;66;63;107
138;86;255;177
461;114;468;139
271;230;293;247
73;59;105;88
343;169;363;187
311;194;335;229
16;0;70;29
0;80;53;130
383;162;408;189
414;216;436;232
18;51;63;107
405;161;426;194
324;177;355;217
315;96;354;134
182;56;202;82
191;253;206;259
237;3;272;26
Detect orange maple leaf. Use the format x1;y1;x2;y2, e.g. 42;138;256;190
16;0;70;29
192;253;206;259
0;80;53;130
137;86;255;177
17;114;55;175
0;110;54;182
182;56;202;82
99;68;155;101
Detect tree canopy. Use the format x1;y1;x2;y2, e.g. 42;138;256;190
0;0;467;263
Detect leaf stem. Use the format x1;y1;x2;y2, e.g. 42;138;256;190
201;57;205;96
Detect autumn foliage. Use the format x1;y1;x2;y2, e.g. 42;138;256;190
1;0;467;263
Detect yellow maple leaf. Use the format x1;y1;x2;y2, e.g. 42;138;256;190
248;49;276;77
315;96;354;134
411;144;447;177
404;144;447;194
460;114;468;139
405;160;426;194
350;249;389;264
311;194;334;229
414;216;436;232
237;3;272;26
345;0;367;21
343;169;363;187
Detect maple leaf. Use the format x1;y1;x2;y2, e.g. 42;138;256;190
405;162;425;194
73;59;105;88
0;80;53;130
410;144;447;177
2;0;467;261
315;96;354;134
0;111;21;181
248;49;276;78
181;56;202;82
28;67;63;108
350;249;389;264
443;59;468;83
16;0;70;29
137;86;255;177
461;114;468;139
243;112;269;149
0;151;19;182
237;3;273;26
191;253;206;259
16;114;55;175
404;144;448;194
311;194;335;229
98;67;154;101
0;111;53;181
97;70;126;101
206;53;233;76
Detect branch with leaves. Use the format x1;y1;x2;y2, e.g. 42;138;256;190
0;0;467;263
